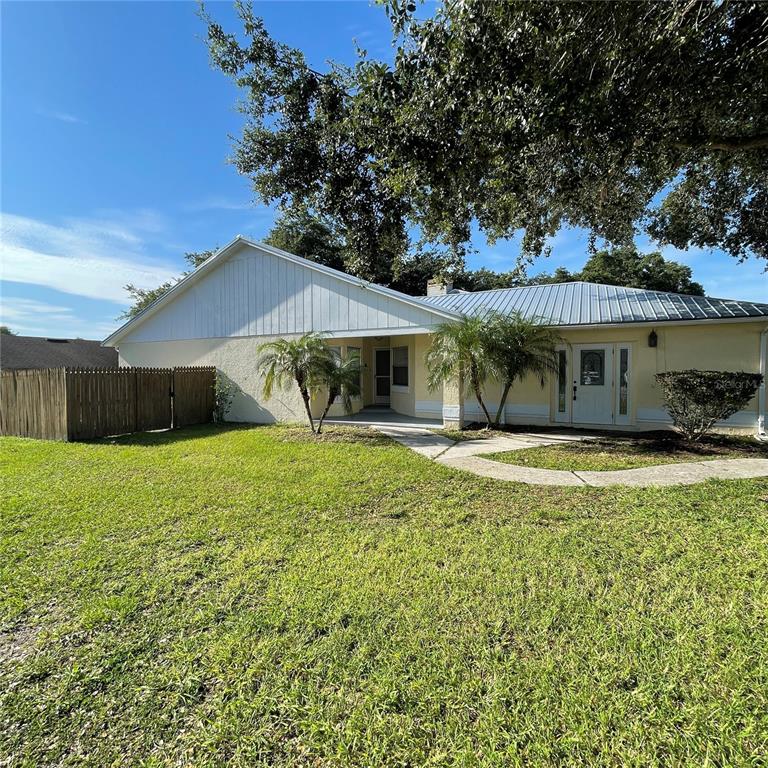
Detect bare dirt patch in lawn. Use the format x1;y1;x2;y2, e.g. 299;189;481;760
273;424;392;446
0;624;40;666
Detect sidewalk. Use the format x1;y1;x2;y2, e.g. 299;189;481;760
374;426;768;487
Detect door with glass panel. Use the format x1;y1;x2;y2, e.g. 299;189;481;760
373;348;391;405
572;344;613;424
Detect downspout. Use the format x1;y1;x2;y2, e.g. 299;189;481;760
758;327;768;441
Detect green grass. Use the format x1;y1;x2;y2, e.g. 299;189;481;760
482;436;768;471
2;424;768;766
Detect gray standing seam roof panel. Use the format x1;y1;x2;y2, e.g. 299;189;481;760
420;281;768;326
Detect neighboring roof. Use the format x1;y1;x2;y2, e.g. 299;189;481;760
0;336;119;370
421;281;768;326
104;236;460;346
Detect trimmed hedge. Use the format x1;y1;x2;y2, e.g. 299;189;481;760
655;370;763;441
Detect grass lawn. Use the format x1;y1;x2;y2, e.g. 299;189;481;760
2;424;768;766
482;436;768;472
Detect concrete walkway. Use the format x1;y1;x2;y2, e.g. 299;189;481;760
374;426;768;487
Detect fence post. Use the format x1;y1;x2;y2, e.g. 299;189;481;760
170;368;176;429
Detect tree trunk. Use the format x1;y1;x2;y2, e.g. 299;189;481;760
299;385;315;433
316;392;336;434
470;364;492;428
493;382;511;427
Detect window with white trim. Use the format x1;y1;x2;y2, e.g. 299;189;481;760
392;346;409;387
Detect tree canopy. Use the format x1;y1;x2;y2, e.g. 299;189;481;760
264;207;346;272
205;0;768;275
534;247;705;295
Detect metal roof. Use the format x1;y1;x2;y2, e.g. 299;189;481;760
421;281;768;326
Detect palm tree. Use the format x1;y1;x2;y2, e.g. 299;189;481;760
426;315;498;427
315;352;362;434
485;312;561;427
256;333;331;432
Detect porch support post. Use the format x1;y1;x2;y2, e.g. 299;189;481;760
442;374;464;429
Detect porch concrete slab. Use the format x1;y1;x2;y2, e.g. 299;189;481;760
374;426;455;459
326;410;442;430
439;456;587;486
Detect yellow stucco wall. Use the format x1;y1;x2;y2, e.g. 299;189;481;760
117;319;766;433
439;321;765;433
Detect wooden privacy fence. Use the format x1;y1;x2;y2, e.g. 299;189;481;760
0;366;215;441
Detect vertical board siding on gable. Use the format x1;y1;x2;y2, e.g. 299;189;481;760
121;245;444;343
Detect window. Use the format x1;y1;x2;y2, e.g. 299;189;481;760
557;350;567;413
392;346;409;387
327;346;342;402
618;347;629;416
347;346;362;394
580;349;605;386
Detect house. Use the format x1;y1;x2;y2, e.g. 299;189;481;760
1;335;118;371
103;237;768;436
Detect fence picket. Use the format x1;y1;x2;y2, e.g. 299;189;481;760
0;366;215;441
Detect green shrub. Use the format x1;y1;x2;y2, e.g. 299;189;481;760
655;370;763;441
213;372;240;423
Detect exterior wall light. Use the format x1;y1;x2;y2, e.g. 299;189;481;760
648;330;658;348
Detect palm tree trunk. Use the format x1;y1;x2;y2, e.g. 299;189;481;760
476;389;493;427
469;364;492;428
494;382;511;427
316;394;334;434
299;386;315;432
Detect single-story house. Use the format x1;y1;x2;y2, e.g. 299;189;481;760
104;236;768;436
1;335;118;371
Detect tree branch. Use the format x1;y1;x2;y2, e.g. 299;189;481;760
676;133;768;152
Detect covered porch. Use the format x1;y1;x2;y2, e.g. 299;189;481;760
317;331;442;422
324;406;442;429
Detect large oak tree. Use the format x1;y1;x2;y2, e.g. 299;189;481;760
205;1;768;278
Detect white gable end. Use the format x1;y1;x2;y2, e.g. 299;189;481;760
115;242;451;344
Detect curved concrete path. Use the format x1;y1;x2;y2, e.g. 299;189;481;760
373;425;768;487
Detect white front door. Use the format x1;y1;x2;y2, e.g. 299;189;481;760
572;344;613;425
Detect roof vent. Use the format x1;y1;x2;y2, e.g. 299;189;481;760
46;338;70;343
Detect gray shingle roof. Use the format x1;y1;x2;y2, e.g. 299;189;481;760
420;282;768;326
0;336;118;370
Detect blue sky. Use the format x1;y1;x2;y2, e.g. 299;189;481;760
2;1;765;339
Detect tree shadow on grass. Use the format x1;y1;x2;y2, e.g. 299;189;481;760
95;422;257;447
94;422;394;449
